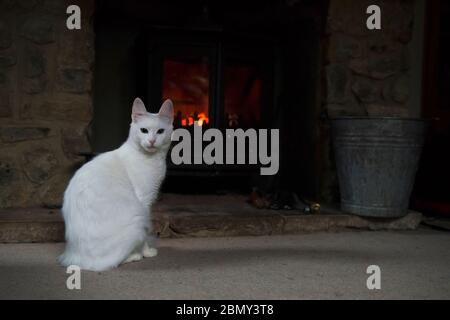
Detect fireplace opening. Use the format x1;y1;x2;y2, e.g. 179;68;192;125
93;0;327;197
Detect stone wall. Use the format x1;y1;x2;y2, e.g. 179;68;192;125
320;0;416;201
0;0;94;208
324;0;414;117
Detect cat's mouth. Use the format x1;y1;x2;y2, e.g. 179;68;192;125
144;146;158;153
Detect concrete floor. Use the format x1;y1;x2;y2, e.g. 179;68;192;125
0;229;449;299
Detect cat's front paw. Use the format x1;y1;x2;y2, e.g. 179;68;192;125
123;253;143;264
142;247;158;258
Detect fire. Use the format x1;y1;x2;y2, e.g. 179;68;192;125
162;59;210;128
197;113;209;126
181;112;209;127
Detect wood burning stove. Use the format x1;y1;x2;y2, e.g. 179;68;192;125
137;27;275;176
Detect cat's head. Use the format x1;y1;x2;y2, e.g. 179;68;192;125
129;98;174;154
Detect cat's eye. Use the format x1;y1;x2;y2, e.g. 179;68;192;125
157;128;165;134
140;128;148;134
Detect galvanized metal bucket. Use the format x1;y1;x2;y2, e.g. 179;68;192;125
331;117;427;218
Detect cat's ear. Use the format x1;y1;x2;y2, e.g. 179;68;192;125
131;98;147;122
159;99;174;123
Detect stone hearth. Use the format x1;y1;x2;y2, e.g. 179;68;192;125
0;194;422;243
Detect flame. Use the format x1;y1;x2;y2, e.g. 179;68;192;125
197;113;209;126
180;113;209;127
162;59;210;128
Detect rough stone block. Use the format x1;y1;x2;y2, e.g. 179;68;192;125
384;74;409;103
0;127;50;143
168;214;284;238
0;221;64;243
0;48;17;68
24;45;46;78
19;15;55;44
0;20;13;49
351;76;380;103
0;89;11;117
58;30;95;69
325;64;352;103
0;155;25;208
57;68;91;93
349;42;406;80
22;147;58;184
21;98;92;121
327;0;368;35
0;156;16;187
17;0;40;10
23;75;47;94
42;0;67;14
365;103;410;117
39;173;71;208
326;98;367;117
61;126;91;158
0;71;8;86
0;0;16;10
327;33;363;63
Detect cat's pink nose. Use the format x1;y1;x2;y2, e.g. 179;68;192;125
149;139;156;146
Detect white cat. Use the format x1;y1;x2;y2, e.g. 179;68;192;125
59;98;173;271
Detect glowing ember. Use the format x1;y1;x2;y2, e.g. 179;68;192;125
197;113;209;126
180;113;209;127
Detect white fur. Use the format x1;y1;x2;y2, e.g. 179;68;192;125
59;98;173;271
